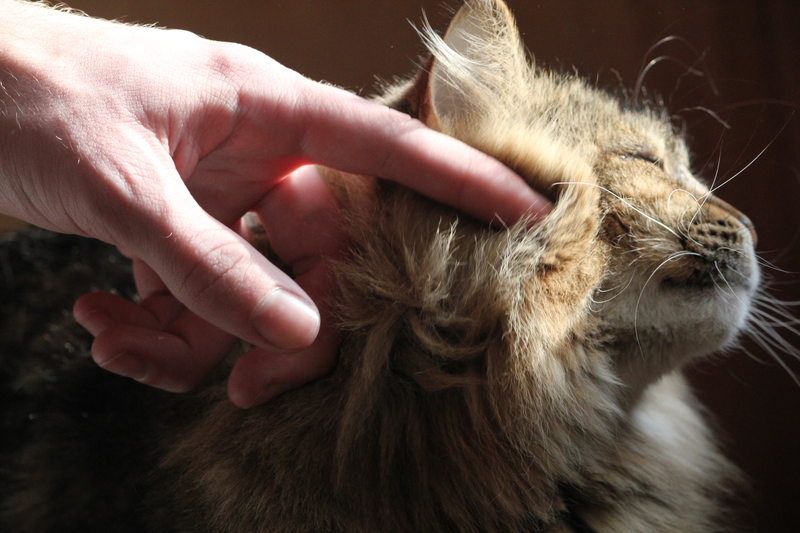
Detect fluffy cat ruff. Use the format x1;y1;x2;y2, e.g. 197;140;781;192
1;1;754;532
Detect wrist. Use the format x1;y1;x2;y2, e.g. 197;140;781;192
0;1;111;230
1;1;100;111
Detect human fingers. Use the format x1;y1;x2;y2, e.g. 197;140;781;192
128;216;256;309
224;166;347;407
270;79;552;225
227;258;341;408
76;243;336;399
91;319;236;393
254;165;346;265
75;165;344;398
89;166;346;402
74;290;235;392
131;258;169;299
74;292;162;336
73;148;320;359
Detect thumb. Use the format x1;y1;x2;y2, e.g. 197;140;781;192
133;200;321;353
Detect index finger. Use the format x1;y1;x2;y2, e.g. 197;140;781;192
287;79;552;225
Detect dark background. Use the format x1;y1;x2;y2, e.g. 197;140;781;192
17;1;800;531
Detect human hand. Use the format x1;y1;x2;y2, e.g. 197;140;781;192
0;1;551;407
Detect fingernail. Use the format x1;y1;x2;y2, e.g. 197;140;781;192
252;290;320;351
95;351;150;382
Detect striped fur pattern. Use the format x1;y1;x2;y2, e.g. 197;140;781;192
1;1;758;531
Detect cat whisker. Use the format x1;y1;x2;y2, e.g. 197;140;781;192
595;280;629;294
693;127;727;188
747;319;800;365
736;289;800;386
749;308;800;335
633;35;717;107
630;237;672;246
625;258;644;270
633;250;704;354
748;309;800;352
754;291;800;308
751;293;800;326
707;121;788;199
688;140;726;220
592;274;636;305
667;189;701;211
753;255;798;275
623;240;670;255
724;263;746;280
712;100;800;113
712;248;794;275
554;181;681;239
686;198;711;238
713;261;744;303
742;329;800;387
634;55;704;106
673;106;732;130
708;267;732;298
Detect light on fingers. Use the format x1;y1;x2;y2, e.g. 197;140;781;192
250;288;321;351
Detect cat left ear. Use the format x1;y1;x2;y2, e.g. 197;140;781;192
404;0;528;131
396;57;442;131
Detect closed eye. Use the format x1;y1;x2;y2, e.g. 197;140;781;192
619;152;664;169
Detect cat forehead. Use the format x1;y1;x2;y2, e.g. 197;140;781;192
422;23;684;159
515;74;686;161
417;1;693;183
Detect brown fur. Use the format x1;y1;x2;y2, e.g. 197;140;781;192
2;1;760;531
148;1;753;531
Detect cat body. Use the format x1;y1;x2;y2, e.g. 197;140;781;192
1;1;759;531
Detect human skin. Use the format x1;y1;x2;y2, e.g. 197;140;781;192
0;0;550;407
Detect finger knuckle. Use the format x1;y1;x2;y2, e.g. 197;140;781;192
178;238;253;309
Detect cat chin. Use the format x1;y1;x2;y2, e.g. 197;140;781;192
603;285;752;403
598;275;755;357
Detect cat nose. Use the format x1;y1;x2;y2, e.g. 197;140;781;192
704;194;758;247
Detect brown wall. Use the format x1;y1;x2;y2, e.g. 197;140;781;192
57;1;800;531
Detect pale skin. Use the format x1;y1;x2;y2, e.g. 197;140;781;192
0;0;551;408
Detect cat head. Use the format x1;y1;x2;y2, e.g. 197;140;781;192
334;0;759;408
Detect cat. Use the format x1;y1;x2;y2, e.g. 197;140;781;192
0;0;766;531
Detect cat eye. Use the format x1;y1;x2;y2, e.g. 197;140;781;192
619;153;664;169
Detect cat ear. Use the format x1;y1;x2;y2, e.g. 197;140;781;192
394;0;527;130
417;0;529;129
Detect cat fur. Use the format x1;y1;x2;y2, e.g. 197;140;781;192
0;1;759;531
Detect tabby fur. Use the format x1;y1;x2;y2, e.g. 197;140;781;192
1;1;759;531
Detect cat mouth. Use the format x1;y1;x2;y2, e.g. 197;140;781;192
660;269;753;291
652;240;757;295
661;224;757;291
602;221;756;292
